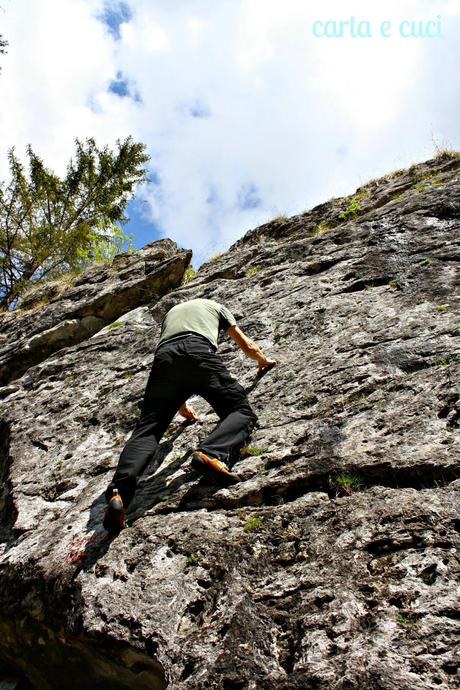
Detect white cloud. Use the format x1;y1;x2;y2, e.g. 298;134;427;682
121;17;169;53
1;0;459;265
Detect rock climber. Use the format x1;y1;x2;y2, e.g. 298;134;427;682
103;297;276;533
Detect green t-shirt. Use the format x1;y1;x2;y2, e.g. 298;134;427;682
156;298;237;350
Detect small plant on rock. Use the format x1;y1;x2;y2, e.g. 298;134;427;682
314;222;332;235
245;266;261;278
28;293;52;310
434;354;459;367
240;445;266;458
270;214;288;224
186;553;199;566
396;612;416;625
434;149;460;161
206;252;223;264
243;516;263;533
153;494;169;506
338;195;362;221
329;472;364;496
182;266;197;284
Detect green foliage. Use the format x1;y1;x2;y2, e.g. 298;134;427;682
78;224;134;266
0;34;7;67
435;305;448;312
388;279;399;289
314;222;332;234
152;494;170;506
337;190;371;223
186;553;199;566
243;515;263;532
338;195;362;221
413;170;442;193
107;321;124;329
434;354;459;367
418;257;432;266
240;445;266;457
396;613;415;625
0;137;148;309
182;265;197;283
329;472;364;496
245;266;261;277
0;33;7;77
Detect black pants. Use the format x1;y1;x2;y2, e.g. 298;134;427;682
105;334;258;507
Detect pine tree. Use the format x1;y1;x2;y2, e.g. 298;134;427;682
0;34;7;69
0;137;149;309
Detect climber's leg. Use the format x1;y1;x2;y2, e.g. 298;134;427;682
182;337;258;470
104;341;189;509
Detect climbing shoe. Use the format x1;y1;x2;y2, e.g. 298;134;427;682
103;489;126;534
191;451;240;485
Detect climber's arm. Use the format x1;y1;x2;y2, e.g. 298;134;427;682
226;325;277;371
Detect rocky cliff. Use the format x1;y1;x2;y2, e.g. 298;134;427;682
0;155;459;690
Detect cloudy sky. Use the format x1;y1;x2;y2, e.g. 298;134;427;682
1;0;459;266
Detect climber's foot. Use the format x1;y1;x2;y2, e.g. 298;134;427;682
191;451;240;485
103;490;126;534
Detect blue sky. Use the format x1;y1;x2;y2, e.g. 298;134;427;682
1;0;459;266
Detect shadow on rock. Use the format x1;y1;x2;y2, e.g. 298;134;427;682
79;420;207;569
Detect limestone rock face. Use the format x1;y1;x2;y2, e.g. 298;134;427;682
0;157;459;690
0;239;191;386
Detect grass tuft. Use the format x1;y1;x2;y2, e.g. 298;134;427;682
206;252;223;264
245;266;261;277
186;553;199;566
240;445;266;458
269;214;288;225
396;613;416;625
182;266;198;284
329;472;364;496
434;149;460;161
243;516;263;532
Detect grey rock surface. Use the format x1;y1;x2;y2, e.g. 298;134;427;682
0;239;191;386
0;156;459;689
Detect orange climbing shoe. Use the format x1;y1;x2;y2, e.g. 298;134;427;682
103;489;126;534
191;451;240;484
